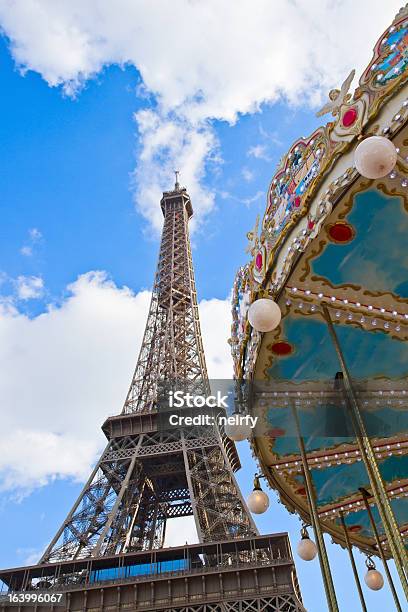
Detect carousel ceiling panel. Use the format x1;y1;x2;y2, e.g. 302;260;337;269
332;319;408;379
335;497;408;542
266;316;339;382
262;403;406;459
263;405;351;456
302;455;408;507
265;313;408;382
310;186;408;296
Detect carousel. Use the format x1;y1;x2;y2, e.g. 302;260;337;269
229;5;408;611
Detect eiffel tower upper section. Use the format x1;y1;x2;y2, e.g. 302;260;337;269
123;177;208;415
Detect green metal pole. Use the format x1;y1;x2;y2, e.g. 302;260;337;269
291;402;339;611
322;304;408;599
359;488;403;612
339;511;367;612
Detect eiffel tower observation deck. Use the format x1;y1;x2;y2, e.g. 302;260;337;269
0;179;304;612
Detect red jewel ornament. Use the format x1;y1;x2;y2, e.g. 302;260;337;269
294;196;301;208
328;222;354;243
308;219;315;230
255;252;263;270
271;341;293;356
342;107;358;128
269;427;285;438
348;525;362;533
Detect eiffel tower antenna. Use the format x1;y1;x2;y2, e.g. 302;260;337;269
0;183;304;611
174;169;180;190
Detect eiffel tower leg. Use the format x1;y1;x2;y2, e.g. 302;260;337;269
39;443;110;564
151;501;167;549
181;428;257;542
181;431;204;542
93;440;142;556
216;430;258;535
38;435;147;562
114;466;167;552
122;481;146;553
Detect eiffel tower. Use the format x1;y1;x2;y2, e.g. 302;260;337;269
0;179;304;611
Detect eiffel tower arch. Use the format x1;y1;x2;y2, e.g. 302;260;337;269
0;181;305;612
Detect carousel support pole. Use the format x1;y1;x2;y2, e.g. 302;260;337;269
322;304;408;598
291;401;339;612
339;511;367;612
359;488;403;612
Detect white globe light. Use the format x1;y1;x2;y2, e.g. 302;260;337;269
247;477;269;514
297;536;317;561
247;489;270;514
248;298;281;333
224;414;252;441
364;568;384;591
354;136;397;179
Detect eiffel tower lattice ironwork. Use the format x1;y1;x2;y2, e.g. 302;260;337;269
0;180;304;612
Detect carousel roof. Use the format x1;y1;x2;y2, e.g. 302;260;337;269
231;5;408;555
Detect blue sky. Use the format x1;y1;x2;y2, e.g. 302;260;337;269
0;2;405;610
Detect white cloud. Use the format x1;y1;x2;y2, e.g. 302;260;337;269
247;144;271;161
241;191;264;207
133;110;219;233
20;227;43;257
217;189;264;208
0;271;232;494
15;275;44;300
164;516;199;548
242;167;254;182
20;246;32;257
0;1;401;115
258;126;283;147
16;547;46;566
199;295;233;378
0;0;401;230
29;227;42;241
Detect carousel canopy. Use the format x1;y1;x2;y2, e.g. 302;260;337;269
231;5;408;556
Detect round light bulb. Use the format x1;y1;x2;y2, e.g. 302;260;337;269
364;568;384;591
247;477;269;514
297;535;317;561
248;298;281;333
224;413;252;441
354;136;397;179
